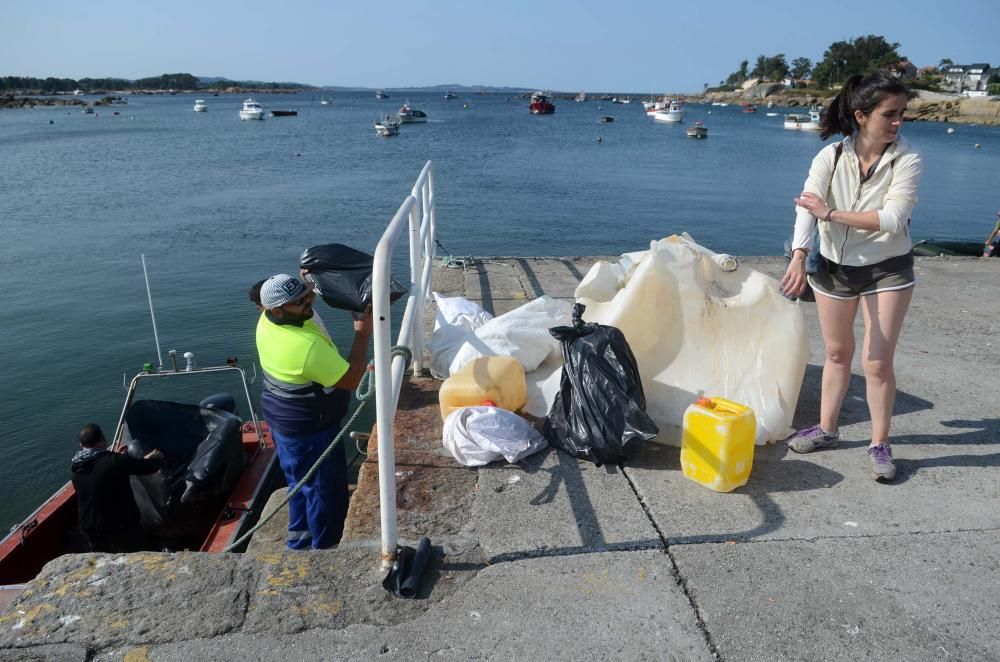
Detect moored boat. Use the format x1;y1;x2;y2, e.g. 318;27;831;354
686;120;708;138
0;358;282;587
575;91;588;102
375;114;400;136
742;103;757;113
193;99;207;112
652;99;685;123
443;90;457;100
397;101;427;123
784;108;822;131
270;109;298;117
375;89;389;100
599;115;614;123
239;98;264;121
529;92;555;114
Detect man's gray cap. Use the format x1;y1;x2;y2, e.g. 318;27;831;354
260;274;309;309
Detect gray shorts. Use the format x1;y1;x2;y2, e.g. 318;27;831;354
808;252;915;300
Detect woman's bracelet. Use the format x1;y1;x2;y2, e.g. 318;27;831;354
822;208;835;223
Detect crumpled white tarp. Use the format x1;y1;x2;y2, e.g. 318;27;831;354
427;293;493;379
428;294;573;378
574;234;810;445
442;406;548;466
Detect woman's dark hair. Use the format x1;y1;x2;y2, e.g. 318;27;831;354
820;70;909;140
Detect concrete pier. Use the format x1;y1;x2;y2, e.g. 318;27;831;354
2;255;998;661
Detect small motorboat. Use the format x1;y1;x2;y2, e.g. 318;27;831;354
576;91;588;102
914;214;1000;257
81;105;94;114
784;108;822;131
375;89;389;100
239;98;264;121
443;90;457;100
375;115;400;137
529;92;555;114
269;109;298;117
742;103;757;113
397;101;427;123
0;357;282;588
599;116;614;123
320;98;331;105
193;99;207;112
687;120;708;138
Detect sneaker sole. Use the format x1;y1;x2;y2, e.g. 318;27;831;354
788;440;839;454
869;468;897;481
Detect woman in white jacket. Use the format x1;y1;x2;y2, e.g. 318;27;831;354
781;70;922;482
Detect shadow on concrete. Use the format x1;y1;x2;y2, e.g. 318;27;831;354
895;418;1000;446
487;448;662;563
792;364;934;428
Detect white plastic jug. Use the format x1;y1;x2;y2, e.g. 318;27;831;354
575;234;809;445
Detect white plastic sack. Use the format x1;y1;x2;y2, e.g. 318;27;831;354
442;406;548;466
448;295;573;376
427;293;493;379
576;234;810;445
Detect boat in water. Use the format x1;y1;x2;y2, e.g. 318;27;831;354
529;92;555;115
375;115;400;136
575;91;588;102
375;89;389;100
784;108;822;131
193;99;207;112
686;120;708;138
742;103;758;113
270;109;298;117
397;101;427;123
443;90;457;100
0;357;282;588
652;99;685;123
599;115;614;123
239;98;264;121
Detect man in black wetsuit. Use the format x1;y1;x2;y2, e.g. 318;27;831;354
70;423;163;552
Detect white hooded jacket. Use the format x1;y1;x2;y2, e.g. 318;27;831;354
792;134;922;266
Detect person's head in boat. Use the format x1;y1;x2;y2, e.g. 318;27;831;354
78;423;107;449
260;273;315;324
249;279;267;313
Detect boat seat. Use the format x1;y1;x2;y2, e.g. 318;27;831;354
123;400;245;535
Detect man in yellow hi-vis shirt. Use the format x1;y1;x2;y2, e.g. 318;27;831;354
255;274;372;549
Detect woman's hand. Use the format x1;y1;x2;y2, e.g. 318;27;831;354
781;251;809;297
794;192;830;221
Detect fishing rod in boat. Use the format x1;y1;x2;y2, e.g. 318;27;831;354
141;254;164;371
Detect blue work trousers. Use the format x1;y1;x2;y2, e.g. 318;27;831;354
270;424;348;550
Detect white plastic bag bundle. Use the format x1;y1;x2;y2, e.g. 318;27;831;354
442;406;548;466
448;295;573;376
575;234;810;445
427;293;493;379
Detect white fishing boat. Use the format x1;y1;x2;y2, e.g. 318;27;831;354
320;98;331;106
239;98;264;121
443;90;457;100
575;91;588;102
784;108;822;131
193;99;207;112
397;101;427;123
374;114;400;137
652;99;685;123
375;90;389;100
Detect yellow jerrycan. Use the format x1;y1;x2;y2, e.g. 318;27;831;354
439;356;527;421
681;396;756;492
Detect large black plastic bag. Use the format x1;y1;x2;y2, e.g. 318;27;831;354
300;243;408;313
543;303;658;465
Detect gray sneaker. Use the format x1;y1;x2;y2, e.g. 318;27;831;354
787;425;839;453
867;443;896;481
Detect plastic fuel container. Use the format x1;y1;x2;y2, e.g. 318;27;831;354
680;397;756;492
439;356;527;421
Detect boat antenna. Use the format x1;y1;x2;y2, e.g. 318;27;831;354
141;253;164;370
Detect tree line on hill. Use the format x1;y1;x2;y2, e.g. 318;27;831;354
709;34;954;92
0;73;313;93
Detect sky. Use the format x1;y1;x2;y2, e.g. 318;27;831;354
2;0;998;93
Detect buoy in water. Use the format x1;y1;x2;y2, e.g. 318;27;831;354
947;127;955;134
974;143;981;149
49;120;54;124
597;136;603;144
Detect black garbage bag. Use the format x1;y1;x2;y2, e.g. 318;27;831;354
123;400;245;534
300;243;408;313
543;303;658;466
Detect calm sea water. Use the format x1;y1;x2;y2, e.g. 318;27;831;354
2;91;998;531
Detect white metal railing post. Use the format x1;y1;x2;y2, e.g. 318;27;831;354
371;161;435;571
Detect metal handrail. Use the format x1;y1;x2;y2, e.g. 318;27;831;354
372;160;436;569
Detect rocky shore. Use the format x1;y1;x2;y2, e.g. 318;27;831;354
694;86;1000;126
